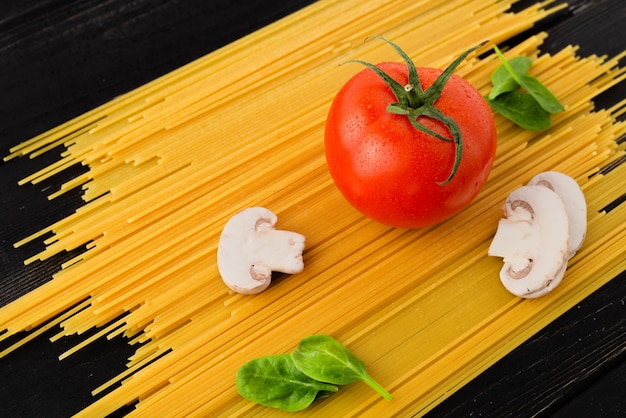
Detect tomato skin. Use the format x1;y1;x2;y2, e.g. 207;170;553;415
325;62;497;228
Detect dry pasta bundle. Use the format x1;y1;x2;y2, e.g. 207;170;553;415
1;0;625;416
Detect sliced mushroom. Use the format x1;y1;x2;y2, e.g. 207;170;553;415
217;207;305;294
488;185;570;298
522;261;568;298
528;171;586;259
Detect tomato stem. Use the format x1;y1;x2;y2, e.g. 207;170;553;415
346;37;486;184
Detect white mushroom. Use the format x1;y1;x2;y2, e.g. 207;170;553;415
217;207;305;294
528;171;586;259
488;185;570;298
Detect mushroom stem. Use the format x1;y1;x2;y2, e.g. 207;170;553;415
488;219;537;261
246;229;306;275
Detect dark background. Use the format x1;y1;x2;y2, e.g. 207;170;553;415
1;0;624;416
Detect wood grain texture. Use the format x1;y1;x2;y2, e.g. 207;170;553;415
0;0;623;416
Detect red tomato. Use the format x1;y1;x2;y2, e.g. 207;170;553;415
325;60;497;228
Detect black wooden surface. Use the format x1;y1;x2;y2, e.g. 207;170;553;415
0;0;624;416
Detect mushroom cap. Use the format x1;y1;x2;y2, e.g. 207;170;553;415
488;185;570;298
528;171;586;259
217;207;305;294
522;260;568;298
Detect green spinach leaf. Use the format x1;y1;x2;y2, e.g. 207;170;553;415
291;334;393;401
516;73;564;114
488;46;564;129
236;354;338;412
487;91;552;131
488;56;532;100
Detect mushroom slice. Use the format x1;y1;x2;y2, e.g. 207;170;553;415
217;207;306;294
528;171;586;259
488;185;570;298
522;261;568;298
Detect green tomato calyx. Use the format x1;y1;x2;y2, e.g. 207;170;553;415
346;37;487;185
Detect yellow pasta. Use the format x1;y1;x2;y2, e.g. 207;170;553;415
1;0;624;416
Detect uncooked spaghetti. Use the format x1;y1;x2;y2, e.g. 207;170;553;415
1;0;624;416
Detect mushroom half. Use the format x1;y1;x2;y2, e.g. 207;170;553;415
217;207;306;294
488;185;570;298
528;171;586;259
